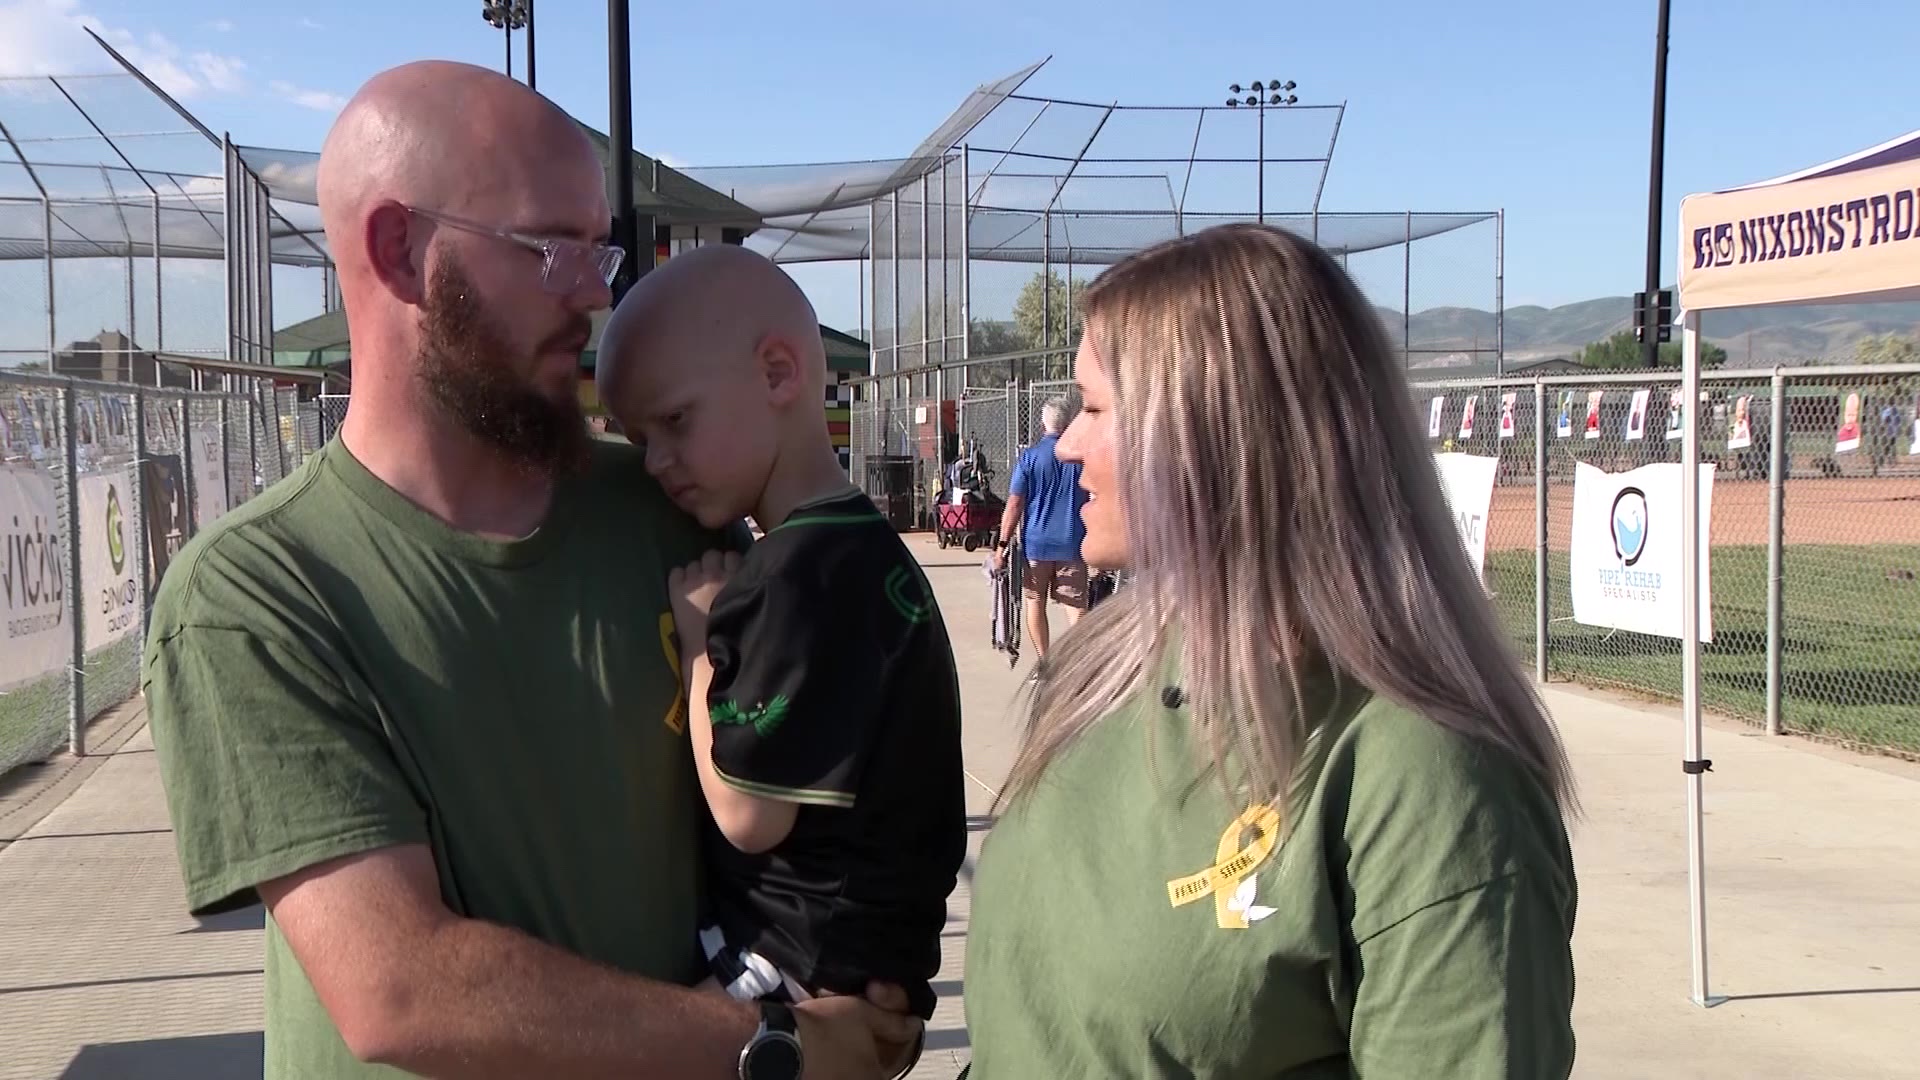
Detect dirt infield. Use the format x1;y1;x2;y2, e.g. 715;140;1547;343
1485;475;1920;551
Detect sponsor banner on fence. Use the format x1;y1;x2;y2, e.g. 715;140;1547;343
1570;461;1715;642
77;467;139;653
1433;452;1499;581
1;464;69;690
190;418;229;524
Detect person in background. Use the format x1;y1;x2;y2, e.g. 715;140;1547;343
992;398;1089;659
141;60;914;1080
963;223;1579;1078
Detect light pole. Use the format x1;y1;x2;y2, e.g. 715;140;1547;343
1640;0;1672;367
607;0;638;301
1226;79;1297;223
480;1;529;82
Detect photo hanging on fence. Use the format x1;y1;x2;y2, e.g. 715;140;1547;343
1557;390;1575;438
1585;390;1604;440
1666;389;1685;441
1499;392;1518;439
1835;392;1862;454
141;453;192;586
1429;396;1445;439
1728;395;1753;450
1911;393;1920;456
1625;388;1651;442
1458;394;1478;440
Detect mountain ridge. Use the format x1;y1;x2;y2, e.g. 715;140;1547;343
1380;293;1920;368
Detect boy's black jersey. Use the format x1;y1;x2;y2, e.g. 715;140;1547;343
700;488;966;1019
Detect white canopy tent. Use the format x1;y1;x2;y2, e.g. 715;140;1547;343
1673;127;1920;1007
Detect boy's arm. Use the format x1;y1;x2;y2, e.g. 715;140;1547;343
684;649;799;854
687;565;896;852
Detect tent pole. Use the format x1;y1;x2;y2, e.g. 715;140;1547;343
1680;308;1715;1008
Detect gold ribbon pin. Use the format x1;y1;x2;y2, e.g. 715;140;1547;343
658;611;687;735
1165;805;1282;929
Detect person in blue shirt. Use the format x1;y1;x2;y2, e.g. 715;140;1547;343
992;398;1090;659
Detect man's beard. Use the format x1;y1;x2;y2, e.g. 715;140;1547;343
415;258;590;477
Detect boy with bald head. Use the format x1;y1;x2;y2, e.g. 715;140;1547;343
597;245;966;1062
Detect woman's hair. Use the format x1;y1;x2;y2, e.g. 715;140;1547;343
998;223;1576;816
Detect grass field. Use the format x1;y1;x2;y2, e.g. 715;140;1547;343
1485;544;1920;755
6;545;1916;770
0;635;141;773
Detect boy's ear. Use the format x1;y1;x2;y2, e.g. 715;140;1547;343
757;332;804;407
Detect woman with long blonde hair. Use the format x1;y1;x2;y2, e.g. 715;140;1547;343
962;223;1578;1078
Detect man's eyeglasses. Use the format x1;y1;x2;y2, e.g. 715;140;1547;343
406;206;625;295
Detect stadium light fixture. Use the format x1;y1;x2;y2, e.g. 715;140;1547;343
1224;76;1299;222
480;1;530;81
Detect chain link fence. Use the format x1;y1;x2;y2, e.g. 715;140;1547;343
1415;363;1920;760
0;370;326;775
848;348;1076;531
849;347;1920;759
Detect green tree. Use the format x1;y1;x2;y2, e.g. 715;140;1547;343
1577;330;1726;370
968;319;1024;358
1013;270;1088;352
1854;333;1920;364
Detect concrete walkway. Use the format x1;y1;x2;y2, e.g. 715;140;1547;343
0;532;1915;1078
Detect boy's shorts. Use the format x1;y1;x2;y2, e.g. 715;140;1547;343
698;922;926;1077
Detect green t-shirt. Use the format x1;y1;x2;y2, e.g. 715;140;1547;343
141;439;740;1079
964;661;1578;1079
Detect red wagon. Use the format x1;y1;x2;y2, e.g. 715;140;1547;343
935;495;1002;552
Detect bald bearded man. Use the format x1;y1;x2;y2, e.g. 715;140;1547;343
140;61;917;1080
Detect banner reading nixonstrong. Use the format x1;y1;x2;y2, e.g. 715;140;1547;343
78;467;140;653
1;464;68;690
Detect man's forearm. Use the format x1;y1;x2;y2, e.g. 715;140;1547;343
996;494;1024;544
367;914;757;1078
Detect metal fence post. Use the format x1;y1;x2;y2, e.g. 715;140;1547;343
1765;368;1787;736
1004;380;1018;482
1402;210;1412;372
61;384;86;756
1495;210;1506;376
960;144;972;361
1534;378;1549;681
247;394;259;499
134;389;151;639
180;396;197;534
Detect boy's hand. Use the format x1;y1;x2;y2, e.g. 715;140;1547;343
668;550;741;650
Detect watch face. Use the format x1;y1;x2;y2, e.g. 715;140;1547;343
745;1037;802;1080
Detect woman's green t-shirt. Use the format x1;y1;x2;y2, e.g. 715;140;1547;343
963;666;1578;1079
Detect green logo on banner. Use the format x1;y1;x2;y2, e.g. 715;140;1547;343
105;484;125;574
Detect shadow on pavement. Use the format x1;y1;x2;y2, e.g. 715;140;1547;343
61;1031;262;1079
184;904;264;934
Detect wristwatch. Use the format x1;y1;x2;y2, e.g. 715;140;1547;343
737;1001;803;1080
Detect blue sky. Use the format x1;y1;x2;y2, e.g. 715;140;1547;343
3;0;1918;347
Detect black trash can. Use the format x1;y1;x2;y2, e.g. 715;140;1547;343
865;454;916;532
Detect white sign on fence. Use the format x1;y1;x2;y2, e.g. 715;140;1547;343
190;419;228;524
1570;461;1715;642
1434;452;1500;580
1;464;69;690
77;467;139;653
